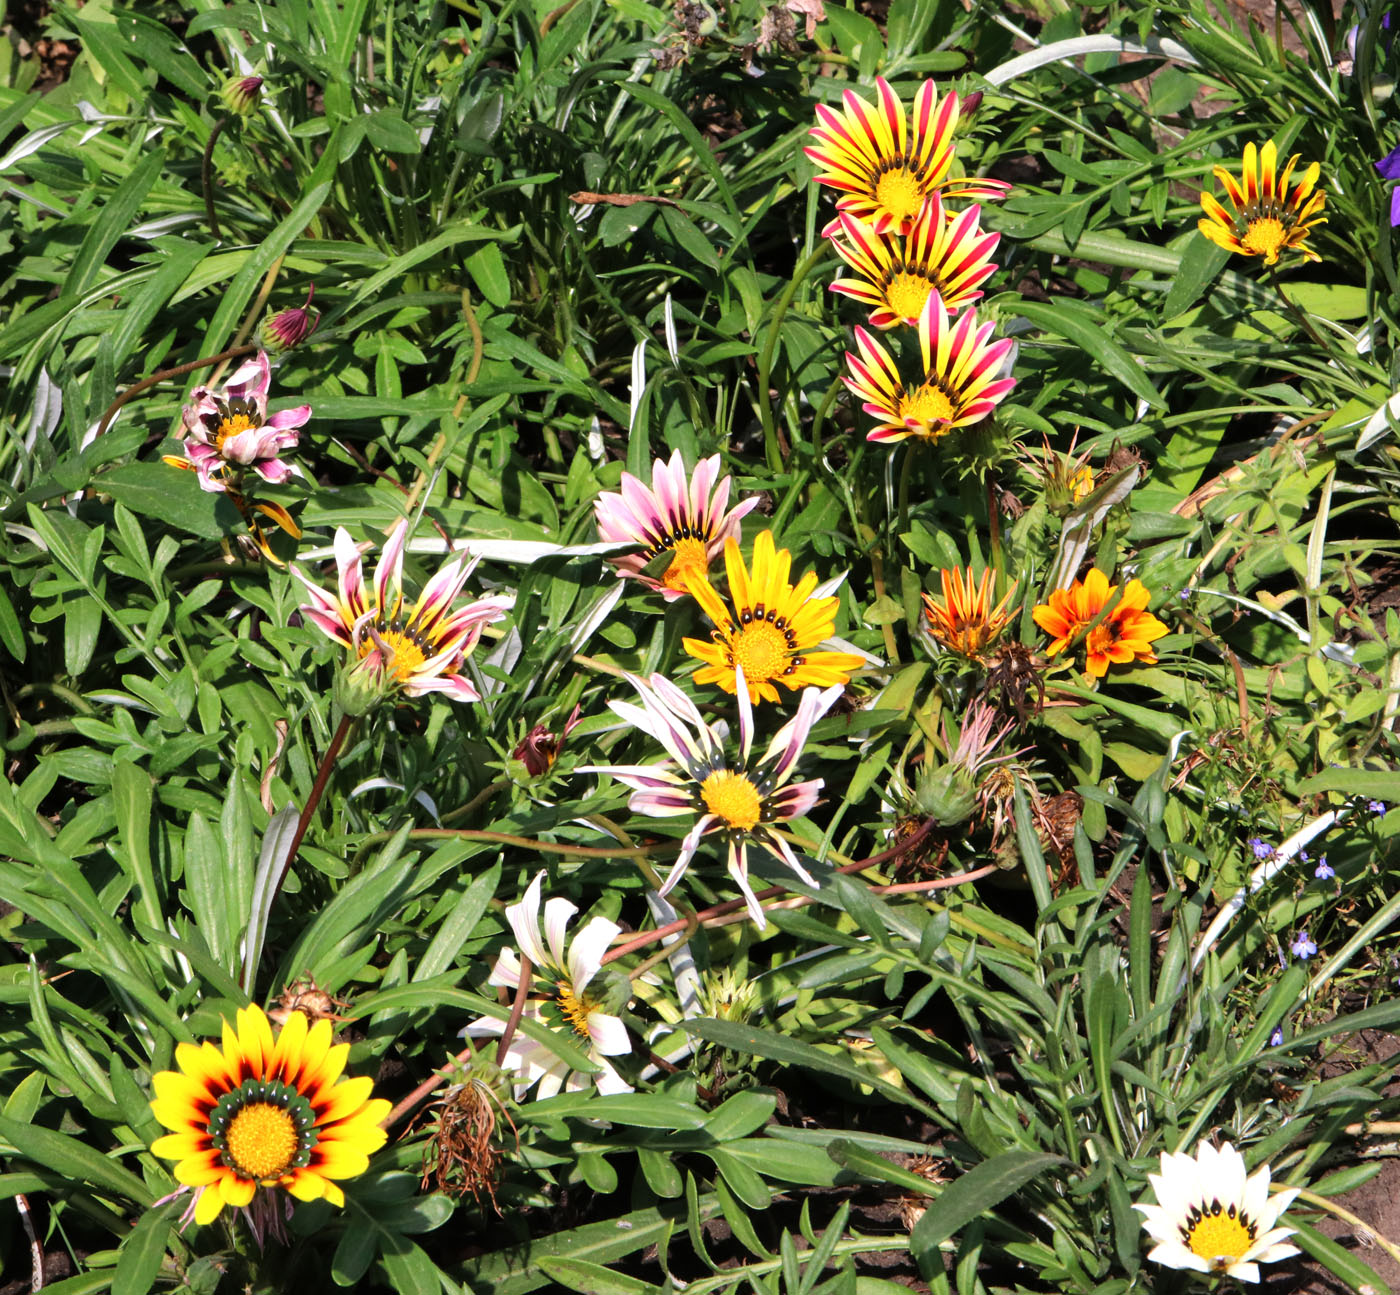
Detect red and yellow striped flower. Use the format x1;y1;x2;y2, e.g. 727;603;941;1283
844;291;1016;443
805;77;1010;236
1198;141;1326;266
149;1005;389;1226
828;195;1001;328
922;566;1018;659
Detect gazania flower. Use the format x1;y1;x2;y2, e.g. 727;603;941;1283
1198;140;1326;266
683;530;864;704
173;351;310;494
462;872;632;1098
805;76;1010;235
263;285;319;352
582;670;839;925
1032;568;1167;679
922;566;1018;659
593;450;759;601
828;197;1001;328
149;1004;390;1227
293;522;510;705
844;291;1016;443
1136;1141;1300;1282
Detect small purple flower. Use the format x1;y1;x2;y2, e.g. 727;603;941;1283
1314;856;1334;880
1377;148;1400;226
1297;848;1310;864
1290;931;1318;960
1248;837;1274;861
1269;1025;1284;1047
1368;799;1389;816
174;351;310;493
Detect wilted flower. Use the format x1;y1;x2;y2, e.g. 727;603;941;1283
914;701;1019;825
220;74;264;116
582;669;839;925
513;704;583;777
1032;569;1168;680
805;76;1010;235
1290;931;1317;960
1198;140;1326;266
683;530;864;704
462;873;632;1098
1136;1142;1300;1282
293;522;510;707
921;566;1018;660
172;351;310;493
263;285;320;352
843;292;1016;443
148;1005;389;1231
593;450;759;601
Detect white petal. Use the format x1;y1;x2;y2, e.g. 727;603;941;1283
506;873;550;968
593;1056;634;1095
586;1010;631;1057
542;896;578;969
568;915;622;989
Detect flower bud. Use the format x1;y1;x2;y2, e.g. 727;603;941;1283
220;74;264;116
333;653;393;717
263;285;319;353
913;760;978;826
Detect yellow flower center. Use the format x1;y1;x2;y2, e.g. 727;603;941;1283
557;984;593;1041
874;164;926;227
216;413;257;450
730;619;790;684
1184;1205;1256;1266
362;622;431;681
1242;216;1287;261
700;770;763;830
664;537;711;594
885;271;934;321
224;1102;299;1180
900;382;956;430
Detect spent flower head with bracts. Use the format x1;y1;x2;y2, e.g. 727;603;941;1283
461;873;632;1098
1032;569;1167;680
1198;140;1327;266
843;291;1016;443
1135;1141;1300;1282
148;1004;389;1230
171;351;310;494
921;566;1018;660
581;669;840;926
827;196;1002;328
593;450;759;601
293;522;510;708
805;76;1011;235
683;530;865;704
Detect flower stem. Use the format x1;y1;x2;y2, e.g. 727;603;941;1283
96;344;257;439
1265;264;1331;355
494;953;533;1069
202;116;228;242
266;713;353;914
757;242;830;473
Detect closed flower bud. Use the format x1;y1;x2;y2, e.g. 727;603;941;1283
263;285;319;352
220;74;264;116
914;760;978;826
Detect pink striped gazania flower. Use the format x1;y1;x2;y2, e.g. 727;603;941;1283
461;872;632;1098
176;351;310;493
593;450;759;602
844;291;1016;444
828;196;1001;328
292;522;509;704
805;76;1011;236
581;669;840;927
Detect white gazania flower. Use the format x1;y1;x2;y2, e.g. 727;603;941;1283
581;668;840;927
462;873;632;1098
1136;1141;1301;1283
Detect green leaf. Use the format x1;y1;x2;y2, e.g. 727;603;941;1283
113;1205;175;1295
364;109;423;154
0;580;26;662
99;463;237;540
1161;234;1229;320
0;1114;151;1202
909;1153;1065;1265
64;150;166;297
1015;300;1165;410
1296;767;1400;799
1290;1219;1391;1295
465;241;512;308
536;1259;664;1295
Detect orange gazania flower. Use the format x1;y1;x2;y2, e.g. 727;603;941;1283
1032;569;1167;679
844;291;1016;443
1198;141;1326;266
828;195;1001;328
922;566;1018;659
805;77;1010;236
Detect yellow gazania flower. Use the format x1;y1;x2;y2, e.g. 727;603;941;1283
683;530;865;704
1031;569;1167;679
1198;140;1326;266
922;566;1018;659
149;1005;390;1225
